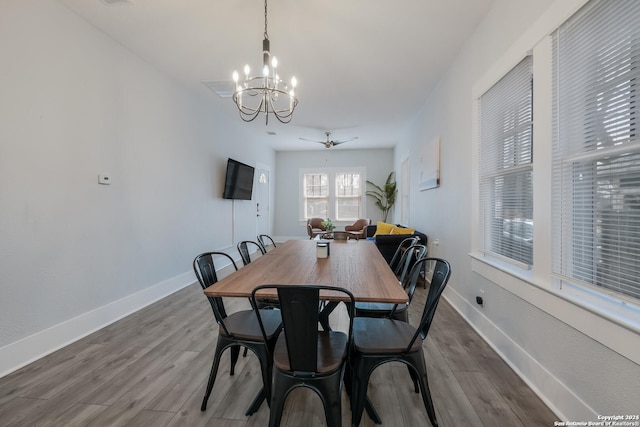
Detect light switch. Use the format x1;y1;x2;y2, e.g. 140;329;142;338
98;175;112;185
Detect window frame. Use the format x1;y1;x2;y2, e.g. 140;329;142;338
299;167;366;222
470;0;640;363
478;55;534;269
551;0;640;302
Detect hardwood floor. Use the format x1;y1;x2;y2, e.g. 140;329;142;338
0;267;557;426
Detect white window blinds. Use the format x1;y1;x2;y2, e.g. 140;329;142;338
335;172;362;220
552;0;640;300
479;56;534;266
303;173;328;219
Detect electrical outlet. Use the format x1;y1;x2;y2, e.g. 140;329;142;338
476;289;485;306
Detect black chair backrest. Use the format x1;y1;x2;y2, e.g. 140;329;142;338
257;234;276;252
406;258;451;349
251;285;355;376
388;236;419;271
237;240;266;266
399;256;432;303
193;252;238;334
279;287;320;372
394;243;427;283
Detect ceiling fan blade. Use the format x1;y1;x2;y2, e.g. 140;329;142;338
298;137;323;143
334;136;359;144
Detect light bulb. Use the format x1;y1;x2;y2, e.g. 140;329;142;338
291;76;297;88
244;64;250;76
263;65;269;76
232;70;239;82
271;56;278;68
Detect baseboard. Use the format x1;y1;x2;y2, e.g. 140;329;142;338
443;286;595;421
0;271;194;378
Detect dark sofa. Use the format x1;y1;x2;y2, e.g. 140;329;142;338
366;224;428;263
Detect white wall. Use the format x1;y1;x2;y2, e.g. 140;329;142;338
274;149;394;239
395;0;640;420
0;0;274;375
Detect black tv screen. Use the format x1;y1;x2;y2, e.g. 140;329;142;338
223;158;255;200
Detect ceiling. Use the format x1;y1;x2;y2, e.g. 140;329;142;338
57;0;494;151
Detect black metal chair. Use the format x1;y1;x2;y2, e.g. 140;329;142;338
350;258;452;427
388;236;419;272
237;240;266;266
193;252;282;413
393;243;427;284
354;249;428;322
251;285;355;427
257;234;277;252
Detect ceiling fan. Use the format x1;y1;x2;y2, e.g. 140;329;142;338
299;131;358;148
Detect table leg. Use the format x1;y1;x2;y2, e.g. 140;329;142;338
319;301;340;331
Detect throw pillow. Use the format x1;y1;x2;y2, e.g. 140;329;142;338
374;221;395;236
390;226;416;235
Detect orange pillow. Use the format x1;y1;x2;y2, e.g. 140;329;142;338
390;226;415;235
374;221;395;236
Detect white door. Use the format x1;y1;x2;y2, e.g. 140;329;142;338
255;167;270;237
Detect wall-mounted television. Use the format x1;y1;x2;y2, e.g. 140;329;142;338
222;158;255;200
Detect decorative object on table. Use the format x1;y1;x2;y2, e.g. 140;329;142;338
299;131;358;148
321;218;335;238
366;172;397;222
332;231;349;240
316;241;329;258
231;0;298;124
321;218;335;232
418;136;440;190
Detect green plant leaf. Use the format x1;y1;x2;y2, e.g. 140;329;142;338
365;172;397;222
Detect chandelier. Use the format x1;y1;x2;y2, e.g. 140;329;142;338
232;0;298;124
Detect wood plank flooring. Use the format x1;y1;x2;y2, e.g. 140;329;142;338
0;263;557;426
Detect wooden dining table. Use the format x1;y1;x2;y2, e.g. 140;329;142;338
204;238;407;305
203;238;406;420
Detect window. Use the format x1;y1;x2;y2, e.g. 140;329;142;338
303;173;329;218
479;56;534;266
301;168;364;221
552;0;640;301
335;172;361;220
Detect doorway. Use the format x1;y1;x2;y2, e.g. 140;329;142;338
254;166;270;237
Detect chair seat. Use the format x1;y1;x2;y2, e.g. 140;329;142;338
353;317;421;354
220;309;282;341
273;331;348;374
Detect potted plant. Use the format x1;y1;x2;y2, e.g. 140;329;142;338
366;172;397;222
321;218;336;235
